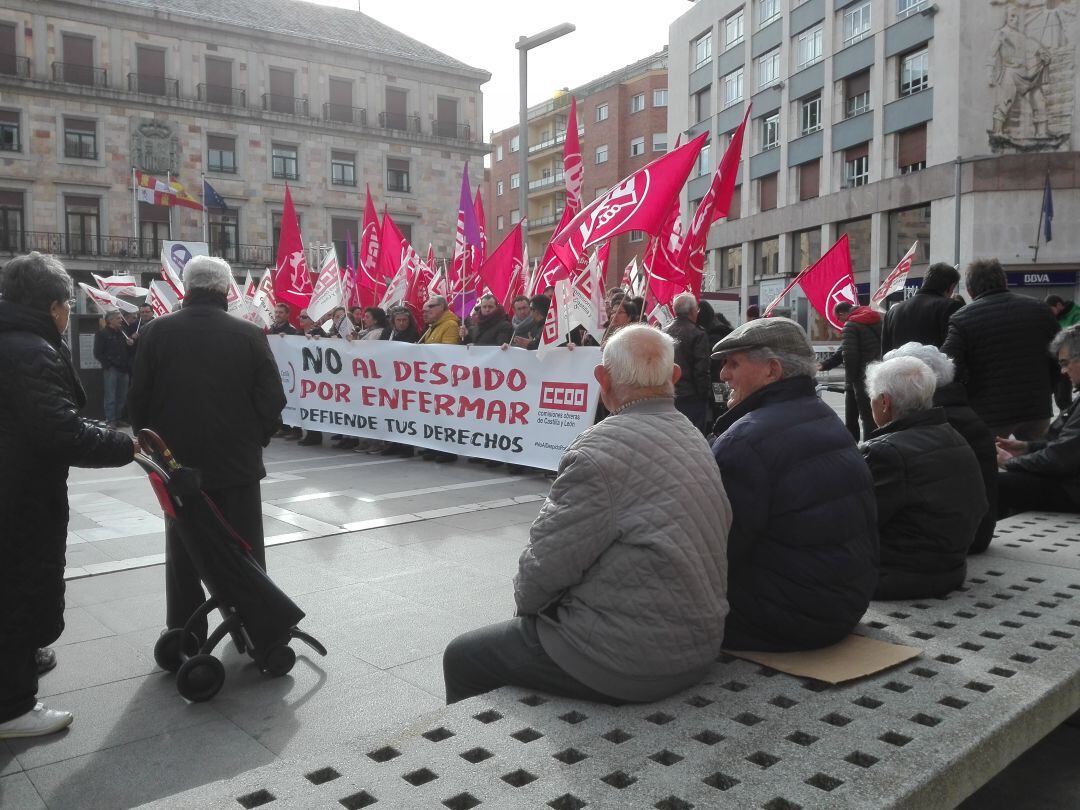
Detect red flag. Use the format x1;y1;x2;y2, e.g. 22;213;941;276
563;96;583;217
358;187;381;306
473;188;487;262
479;221;524;310
426;243;436;272
377;211;414;297
272;184;312;322
790;234;858;331
405;255;436;321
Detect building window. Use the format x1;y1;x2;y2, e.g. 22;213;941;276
796;25;824;69
387;158;410;193
496;214;505;230
898;0;929;20
630;93;645;114
759;173;777;211
595;144;609;164
331;151;356;186
209;207;239;262
722;67;744;109
694;31;713;69
844;143;870;187
0;191;24;252
510;209;520;224
900;48;929;96
271;144;298;180
495;145;504;161
630;136;646;157
728;185;741;220
721;245;742;287
799;159;820;200
843;2;872;46
330;217;359;266
799;94;822;135
792;228;821;274
65;196;100;255
761;113;779;151
693;87;712;123
0;110;19;152
629;230;644;243
838;216;872;272
63;118;97;159
207;134;236;173
697;141;712;178
757;48;780;89
888;204;931;265
596;103;609;122
845;71;870;118
653;88;668;107
755;236;779;279
138;202;170;257
724;10;744;48
652;133;668;152
897;124;927;174
510;172;520;189
496;180;504;196
759;0;780;28
510;135;519;152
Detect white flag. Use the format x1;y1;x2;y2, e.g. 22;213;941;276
225;273;247;318
378;245;418;310
871;241;919;309
79;282;139;314
648;303;675;328
568;251;605;343
92;273;148;297
307;250;344;323
537;279;573;358
146;280;179;316
248;269;276;329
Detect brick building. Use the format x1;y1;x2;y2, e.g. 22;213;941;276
485;49;668;284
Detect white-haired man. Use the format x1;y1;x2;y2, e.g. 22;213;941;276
663;292;711;432
443;325;732;704
861;356;986;599
129;255;286;645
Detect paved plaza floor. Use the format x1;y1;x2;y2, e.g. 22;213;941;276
1;413;1078;808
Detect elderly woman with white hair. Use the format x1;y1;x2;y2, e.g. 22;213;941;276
883;342;997;553
861;356;987;599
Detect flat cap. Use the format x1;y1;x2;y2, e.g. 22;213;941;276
711;316;814;359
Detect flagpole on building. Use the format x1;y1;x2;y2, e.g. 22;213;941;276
201;172;208;245
167;171;174;243
131;167;139;245
1033;169;1050;264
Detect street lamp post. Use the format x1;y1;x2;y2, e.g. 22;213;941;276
516;23;575;246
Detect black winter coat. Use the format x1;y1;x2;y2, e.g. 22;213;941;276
93;326;132;372
1005;391;1080;502
711;376;879;651
665;315;710;399
466;313;513;346
880;289;962;353
934;382;998;553
942;290;1059;429
0;301;133;648
861;408;987;600
841;315;882;389
128;292;286;490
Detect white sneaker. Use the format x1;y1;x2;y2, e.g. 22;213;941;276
0;702;73;739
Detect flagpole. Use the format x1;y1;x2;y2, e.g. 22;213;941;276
1033;170;1049;264
166;171;174;244
131;167;138;246
201;172;208;245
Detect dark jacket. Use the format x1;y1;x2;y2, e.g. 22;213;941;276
94;325;132;372
268;320;297;336
1005;391;1080;502
0;301;133;648
881;289;963;353
465;308;513;346
861;408;987;600
934;382;998;553
841;307;883;389
385;324;420;343
513;317;544;351
128;291;286;490
942;290;1060;428
711;376;879;651
665;315;710;399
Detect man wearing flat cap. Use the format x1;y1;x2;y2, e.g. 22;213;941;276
709;317;879;651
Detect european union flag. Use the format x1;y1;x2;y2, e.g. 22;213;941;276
203;179;228;210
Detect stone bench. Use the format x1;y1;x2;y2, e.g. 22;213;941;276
140;512;1080;810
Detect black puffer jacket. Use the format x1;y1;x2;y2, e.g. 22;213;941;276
465;308;513;346
1004;391;1080;502
861;408;987;600
93;326;132;372
934;382;998;554
711;376;878;651
0;301;133;648
880;289;963;353
841;308;883;389
665;315;710;399
942;290;1059;429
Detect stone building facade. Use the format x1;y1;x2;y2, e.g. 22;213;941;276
485;50;668;283
670;0;1080;341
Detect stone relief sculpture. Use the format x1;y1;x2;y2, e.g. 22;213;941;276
130;119;180;174
987;0;1075;152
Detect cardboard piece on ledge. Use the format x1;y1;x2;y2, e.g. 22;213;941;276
723;634;922;685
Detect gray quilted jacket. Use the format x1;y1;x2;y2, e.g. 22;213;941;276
515;397;732;702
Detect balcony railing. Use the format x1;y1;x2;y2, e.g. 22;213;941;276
528;171;565;192
52;62;107;87
530;209;566;230
432;120;470;140
379;112;421;133
197;83;246;107
527;127;584;155
262;93;309;116
0;54;31;77
127;73;180;98
0;230;274;266
323;103;367;125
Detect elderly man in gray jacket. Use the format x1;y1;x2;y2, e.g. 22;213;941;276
443;325;732;704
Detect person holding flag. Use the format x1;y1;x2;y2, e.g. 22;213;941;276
93;311;134;427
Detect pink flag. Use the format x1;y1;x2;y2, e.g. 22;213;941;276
272;184;312;323
405;255;436;321
473;188;487;262
478;221;524;310
376;211;416;306
358;187;381;307
777;234;857;331
563;96;583;217
871;241;919;308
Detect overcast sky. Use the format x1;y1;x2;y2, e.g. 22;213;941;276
310;0;684;134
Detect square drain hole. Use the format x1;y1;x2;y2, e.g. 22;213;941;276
884;681;911;693
649;749;684;766
733;712;764;726
721;680;748;692
422;727;455;742
366;746;400;763
548;796;587;810
237;790;275;808
511;727;544;743
955;610;976;619
305;767;341;785
989;667;1016;678
1011;653;1037;664
763;799;802;810
1001;621;1023;629
460;747;494;764
602;728;633;744
880;731;912;747
910;713;942;727
910;667;938;678
339;792;377;810
473;709;503;724
685;694;714;708
965;681;994;693
402;768;438;786
1032;641;1057;651
935;654;961;665
501;769;538;788
746;751;781;768
655;797;694;810
801;680;830;692
600;770;637;789
553;747;589;765
442;793;481;810
939;696;969;709
559;711;588;725
806;773;844;792
845;751;879;768
692;729;724;745
959;642;983;652
786;731;819;747
703;772;740;791
770;695;798;709
519;694;548;706
910;631;934;640
853;695;883;709
820;712;852;727
981;631;1004;640
645;711;676;725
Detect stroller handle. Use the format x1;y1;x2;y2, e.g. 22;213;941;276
137;428;181;472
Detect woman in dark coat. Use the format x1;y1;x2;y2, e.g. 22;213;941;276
460;293;512;346
384;306;420;343
0;253;134;739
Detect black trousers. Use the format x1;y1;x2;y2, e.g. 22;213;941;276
844;384;875;442
0;647;38;722
997;470;1080;519
165;481;266;642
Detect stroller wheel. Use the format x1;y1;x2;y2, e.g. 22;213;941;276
176;654;225;702
261;643;297;677
154;628;200;673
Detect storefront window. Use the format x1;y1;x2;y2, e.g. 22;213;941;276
888;205;931;266
837;216;871;277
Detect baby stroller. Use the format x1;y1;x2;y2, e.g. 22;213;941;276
134;429;326;702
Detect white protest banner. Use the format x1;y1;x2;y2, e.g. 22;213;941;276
269;338;600;470
146;279;179;316
78;282;139;314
